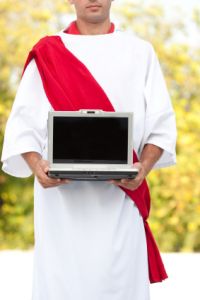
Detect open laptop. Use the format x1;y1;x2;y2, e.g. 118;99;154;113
47;110;138;181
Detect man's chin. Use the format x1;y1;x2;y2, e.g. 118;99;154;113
83;15;107;24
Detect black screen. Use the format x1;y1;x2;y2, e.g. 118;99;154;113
53;116;128;164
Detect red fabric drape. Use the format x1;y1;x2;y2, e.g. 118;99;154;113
22;21;168;283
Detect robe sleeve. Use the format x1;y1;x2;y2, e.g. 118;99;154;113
139;44;177;169
1;59;51;177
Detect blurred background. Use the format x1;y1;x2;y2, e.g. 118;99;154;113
0;0;200;299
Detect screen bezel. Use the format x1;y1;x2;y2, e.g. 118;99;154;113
48;110;133;167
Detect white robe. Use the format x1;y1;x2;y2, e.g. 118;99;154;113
1;28;176;300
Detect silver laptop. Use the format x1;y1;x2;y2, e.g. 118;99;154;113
47;110;138;181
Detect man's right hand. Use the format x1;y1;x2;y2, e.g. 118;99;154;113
33;158;71;188
22;152;71;188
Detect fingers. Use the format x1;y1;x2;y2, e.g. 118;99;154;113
38;176;71;189
39;173;71;189
118;162;146;190
108;175;143;191
34;159;71;188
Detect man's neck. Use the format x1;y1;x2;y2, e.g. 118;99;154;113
76;19;111;35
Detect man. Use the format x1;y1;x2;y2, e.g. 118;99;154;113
1;0;177;299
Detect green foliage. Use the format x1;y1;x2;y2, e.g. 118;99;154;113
0;1;200;251
149;99;200;252
114;1;200;252
0;177;34;249
0;0;71;249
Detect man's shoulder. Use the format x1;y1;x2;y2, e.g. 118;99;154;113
115;29;153;52
31;35;60;51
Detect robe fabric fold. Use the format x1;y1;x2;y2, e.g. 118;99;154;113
22;26;167;283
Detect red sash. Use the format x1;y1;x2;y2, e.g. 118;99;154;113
22;21;167;283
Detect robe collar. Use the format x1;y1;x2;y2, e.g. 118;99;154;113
64;20;115;35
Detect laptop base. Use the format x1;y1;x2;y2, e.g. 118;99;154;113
48;170;138;181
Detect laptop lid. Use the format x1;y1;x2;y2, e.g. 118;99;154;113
48;110;133;168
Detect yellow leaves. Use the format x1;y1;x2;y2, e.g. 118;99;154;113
168;45;189;64
150;222;160;232
1;192;8;201
1;192;17;204
148;97;200;251
173;72;185;85
119;7;136;19
197;205;200;214
9;193;17;203
158;188;174;199
30;10;52;22
155;208;167;218
114;1;138;20
168;216;179;226
0;0;72;101
145;5;164;17
179;175;191;186
2;204;12;214
188;222;198;233
0;0;199;251
0;66;10;81
193;7;200;27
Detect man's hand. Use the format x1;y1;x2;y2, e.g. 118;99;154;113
33;158;71;188
22;152;71;188
108;144;164;191
108;162;145;191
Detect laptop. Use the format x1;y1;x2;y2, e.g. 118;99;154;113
47;110;138;181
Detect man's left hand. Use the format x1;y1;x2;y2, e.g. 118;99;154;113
108;162;146;191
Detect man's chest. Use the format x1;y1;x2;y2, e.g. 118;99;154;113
62;37;148;112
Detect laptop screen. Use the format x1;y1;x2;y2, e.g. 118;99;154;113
52;116;128;164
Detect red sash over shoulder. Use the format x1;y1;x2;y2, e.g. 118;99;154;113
22;22;167;283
